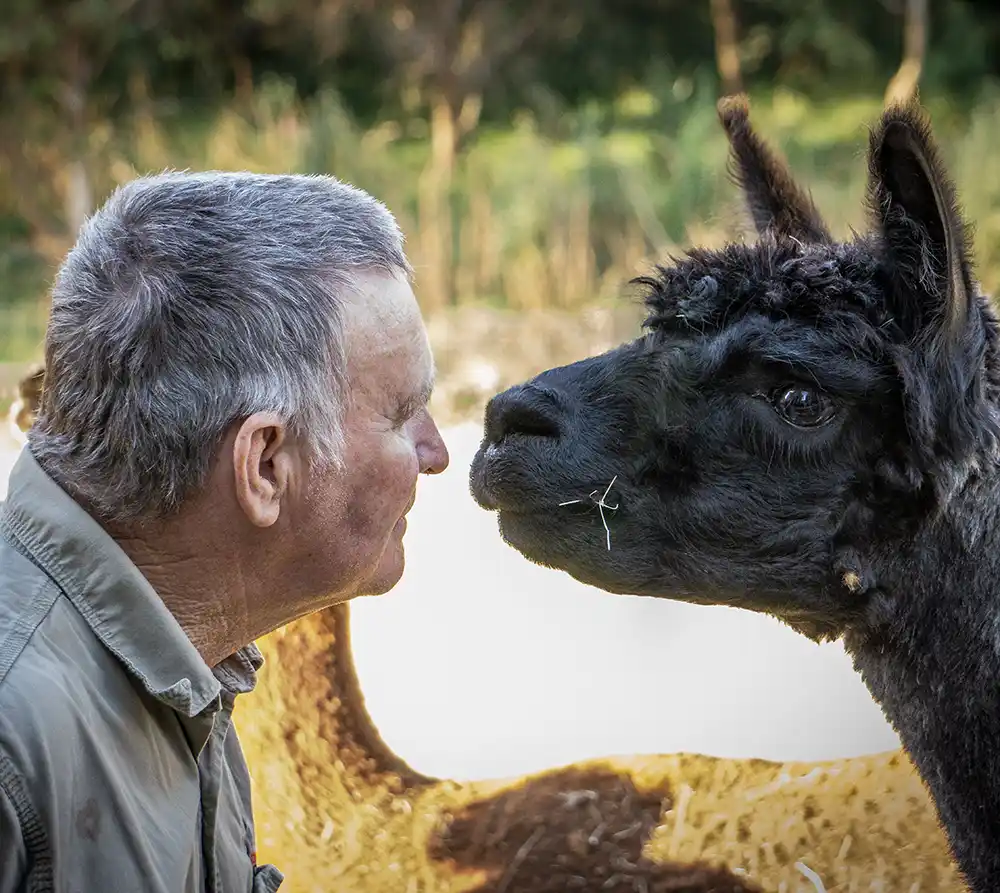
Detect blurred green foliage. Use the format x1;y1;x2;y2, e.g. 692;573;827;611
2;0;999;361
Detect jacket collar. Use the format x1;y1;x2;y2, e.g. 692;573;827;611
0;448;263;718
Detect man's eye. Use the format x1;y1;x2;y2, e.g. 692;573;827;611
393;400;417;427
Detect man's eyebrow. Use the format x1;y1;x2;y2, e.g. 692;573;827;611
418;368;436;403
398;370;436;418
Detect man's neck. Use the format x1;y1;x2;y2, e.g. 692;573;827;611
113;525;254;668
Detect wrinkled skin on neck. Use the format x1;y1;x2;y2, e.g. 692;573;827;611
469;97;1000;891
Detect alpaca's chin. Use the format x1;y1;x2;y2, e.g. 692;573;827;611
495;508;652;597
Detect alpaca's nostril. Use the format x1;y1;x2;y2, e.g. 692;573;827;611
485;385;563;444
500;403;561;440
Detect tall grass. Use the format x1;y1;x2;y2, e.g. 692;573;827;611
3;78;1000;363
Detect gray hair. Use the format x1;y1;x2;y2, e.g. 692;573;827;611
28;170;412;525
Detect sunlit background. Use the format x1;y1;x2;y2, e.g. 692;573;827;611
0;3;997;886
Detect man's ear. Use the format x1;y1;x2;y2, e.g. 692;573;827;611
865;97;976;342
232;412;294;528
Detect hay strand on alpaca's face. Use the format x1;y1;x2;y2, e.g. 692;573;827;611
559;475;620;550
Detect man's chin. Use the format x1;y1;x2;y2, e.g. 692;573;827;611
355;541;406;598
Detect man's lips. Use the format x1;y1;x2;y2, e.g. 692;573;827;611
397;492;417;526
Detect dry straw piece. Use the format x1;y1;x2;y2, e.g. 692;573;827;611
559;475;621;551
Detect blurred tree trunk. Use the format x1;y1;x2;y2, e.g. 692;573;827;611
0;0;145;266
382;0;551;310
232;54;255;108
417;89;459;313
710;0;742;97
0;118;69;264
61;38;94;239
884;0;927;105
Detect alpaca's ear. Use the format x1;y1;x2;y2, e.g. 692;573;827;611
717;95;832;244
866;99;975;342
866;102;997;479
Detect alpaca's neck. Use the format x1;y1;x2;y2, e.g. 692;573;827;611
845;475;1000;892
240;603;434;847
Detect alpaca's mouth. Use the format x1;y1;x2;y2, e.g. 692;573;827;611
468;444;559;514
470;470;527;514
468;441;518;511
470;437;627;521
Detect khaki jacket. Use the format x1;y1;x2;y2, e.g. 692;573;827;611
0;448;283;892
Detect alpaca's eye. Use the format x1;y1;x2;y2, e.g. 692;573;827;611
769;387;837;429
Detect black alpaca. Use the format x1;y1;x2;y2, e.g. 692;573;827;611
469;95;1000;892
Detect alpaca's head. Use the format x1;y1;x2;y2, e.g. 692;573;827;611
469;97;1000;640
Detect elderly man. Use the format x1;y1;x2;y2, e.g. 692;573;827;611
0;172;449;891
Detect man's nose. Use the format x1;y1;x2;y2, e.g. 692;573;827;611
420;416;450;474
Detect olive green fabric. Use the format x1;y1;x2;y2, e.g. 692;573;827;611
0;448;283;892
